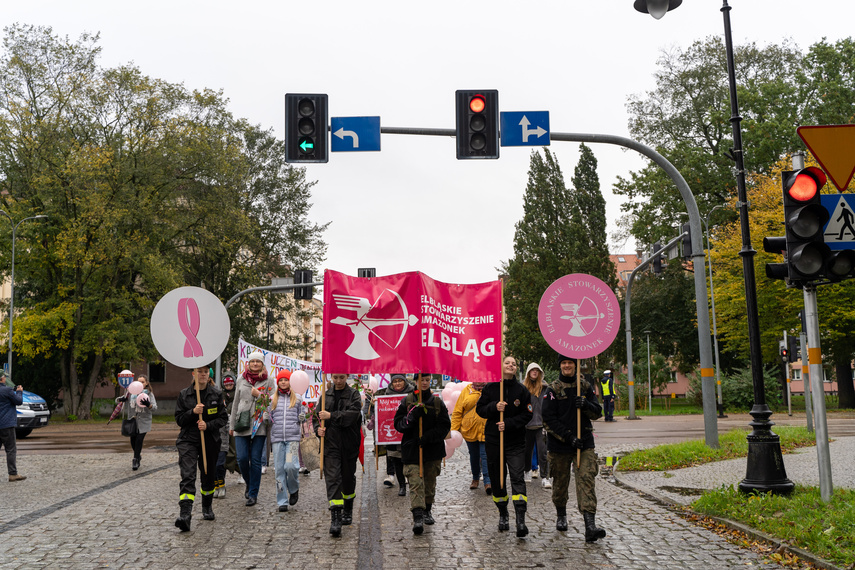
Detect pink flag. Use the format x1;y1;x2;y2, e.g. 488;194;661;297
322;270;502;381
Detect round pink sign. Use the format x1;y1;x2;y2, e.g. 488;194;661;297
538;273;620;359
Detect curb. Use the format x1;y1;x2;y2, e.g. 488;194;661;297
610;467;844;570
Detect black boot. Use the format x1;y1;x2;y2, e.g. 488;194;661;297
342;498;354;526
398;484;406;496
583;512;606;542
412;508;425;535
174;499;193;532
497;502;510;532
423;504;435;525
514;504;529;538
329;508;343;537
202;493;215;521
556;506;568;531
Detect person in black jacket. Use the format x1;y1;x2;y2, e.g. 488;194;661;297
542;354;606;542
393;372;450;535
314;373;363;537
476;356;533;537
174;366;228;532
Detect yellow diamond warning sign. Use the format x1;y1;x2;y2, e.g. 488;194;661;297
797;124;855;192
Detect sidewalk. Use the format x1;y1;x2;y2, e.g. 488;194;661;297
613;436;855;506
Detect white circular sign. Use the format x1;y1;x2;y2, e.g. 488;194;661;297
150;286;230;368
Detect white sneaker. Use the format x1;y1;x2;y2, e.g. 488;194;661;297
524;471;532;483
238;476;246;485
542;478;552;489
383;474;395;487
261;466;267;474
531;472;539;479
219;486;226;498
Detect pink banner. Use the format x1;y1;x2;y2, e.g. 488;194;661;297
322;270;502;380
374;394;407;445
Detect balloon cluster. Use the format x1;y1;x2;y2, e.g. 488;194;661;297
440;381;470;413
445;429;464;459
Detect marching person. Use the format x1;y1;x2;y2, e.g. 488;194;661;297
314;373;362;537
174;366;227;531
476;356;533;537
214;372;239;498
128;375;157;471
394;372;450;535
522;363;550;487
270;369;302;512
230;351;274;507
0;373;26;482
450;380;490;494
368;373;413;496
600;370;615;422
542;354;606;542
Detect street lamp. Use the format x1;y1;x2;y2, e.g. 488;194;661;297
644;330;652;412
634;0;794;495
702;204;727;418
0;212;49;380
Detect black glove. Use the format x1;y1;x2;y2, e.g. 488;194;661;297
574;396;588;409
411;404;426;418
570;437;585;449
117;396;128;403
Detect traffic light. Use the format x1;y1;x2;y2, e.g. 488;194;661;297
357;268;376;278
782;167;830;285
455;90;499;159
294;269;314;300
780;345;789;363
681;222;692;259
787;335;799;362
285;94;328;163
652;241;662;274
763;235;788;281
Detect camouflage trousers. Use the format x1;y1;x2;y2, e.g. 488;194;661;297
403;459;442;510
548;449;599;514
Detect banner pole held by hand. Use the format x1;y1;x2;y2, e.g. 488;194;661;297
193;369;208;475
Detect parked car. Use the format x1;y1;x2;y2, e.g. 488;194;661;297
16;389;51;438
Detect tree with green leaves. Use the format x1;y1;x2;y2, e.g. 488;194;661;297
0;25;327;416
504;146;616;368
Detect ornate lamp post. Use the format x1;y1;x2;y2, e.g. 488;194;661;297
0;212;49;380
634;0;793;494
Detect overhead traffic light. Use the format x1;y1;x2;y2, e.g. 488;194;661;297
681;222;692;259
285;94;328;163
455;90;499;159
357;268;376;278
782;167;830;285
294;269;314;300
652;241;662;274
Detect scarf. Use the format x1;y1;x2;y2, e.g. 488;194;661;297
243;370;267;386
278;388;291;397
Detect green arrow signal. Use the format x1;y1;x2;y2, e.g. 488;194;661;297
300;139;314;152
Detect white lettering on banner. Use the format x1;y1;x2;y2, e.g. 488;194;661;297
421;328;495;363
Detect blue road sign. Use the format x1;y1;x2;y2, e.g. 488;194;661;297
500;111;550;147
822;194;855;250
331;116;381;152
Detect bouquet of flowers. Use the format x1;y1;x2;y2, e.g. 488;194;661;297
251;386;272;437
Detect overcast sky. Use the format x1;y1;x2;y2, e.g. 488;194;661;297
4;1;853;285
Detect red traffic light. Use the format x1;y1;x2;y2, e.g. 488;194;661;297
785;167;827;202
469;95;486;113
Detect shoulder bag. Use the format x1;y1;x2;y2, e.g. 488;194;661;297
121;417;138;437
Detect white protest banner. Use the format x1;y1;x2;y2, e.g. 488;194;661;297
238;338;324;403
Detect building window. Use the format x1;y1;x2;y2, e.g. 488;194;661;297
618;257;626;263
793;369;801;381
149;362;166;383
669;371;677;383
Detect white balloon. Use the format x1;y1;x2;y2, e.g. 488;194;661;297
127;381;144;395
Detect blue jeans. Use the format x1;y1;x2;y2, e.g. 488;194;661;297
466;440;490;485
235;434;266;499
272;441;300;506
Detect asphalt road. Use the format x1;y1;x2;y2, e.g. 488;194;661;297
18;411;855;455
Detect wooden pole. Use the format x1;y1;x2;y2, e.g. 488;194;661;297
320;375;326;480
418;379;424;478
193;370;207;475
499;379;504;489
576;362;582;468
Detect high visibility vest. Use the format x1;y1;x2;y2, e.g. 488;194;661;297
601;378;613;397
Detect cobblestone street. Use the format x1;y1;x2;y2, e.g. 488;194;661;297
0;439;792;569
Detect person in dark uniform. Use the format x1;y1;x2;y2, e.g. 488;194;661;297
174;365;228;532
394;372;450;535
600;370;615;422
314;373;363;537
476;356;533;537
542;354;606;542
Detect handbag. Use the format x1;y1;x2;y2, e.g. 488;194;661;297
121;417;138;437
234;410;251;432
300;435;321;473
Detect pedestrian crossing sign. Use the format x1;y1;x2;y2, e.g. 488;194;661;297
821;194;855;249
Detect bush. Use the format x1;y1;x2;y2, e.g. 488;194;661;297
686;366;782;412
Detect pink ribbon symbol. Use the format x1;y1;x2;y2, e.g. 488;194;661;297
178;298;203;357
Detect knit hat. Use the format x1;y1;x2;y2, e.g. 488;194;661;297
222;374;236;389
277;369;292;381
248;351;264;363
557;354;577;368
390;373;407;382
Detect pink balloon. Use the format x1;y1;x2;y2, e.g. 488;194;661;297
441;383;456;400
368;375;380;392
447;391;462;411
443;397;453;410
444;439;456;459
127;381;144;395
449;430;464;449
290;370;310;395
452;382;469;393
136;393;150;406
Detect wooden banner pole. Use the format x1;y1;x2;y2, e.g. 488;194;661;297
193;370;207;475
576;362;582;468
320;375;326;480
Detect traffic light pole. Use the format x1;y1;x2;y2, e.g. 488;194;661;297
802;285;833;502
799;330;814;433
214;282;322;387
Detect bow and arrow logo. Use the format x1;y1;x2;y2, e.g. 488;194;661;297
330;289;419;360
560;296;605;337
